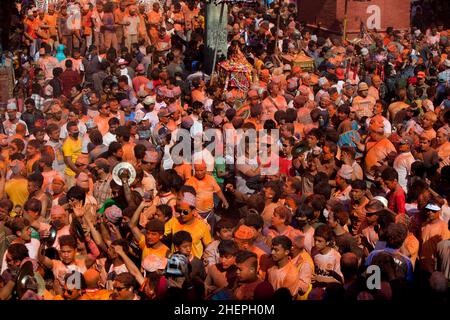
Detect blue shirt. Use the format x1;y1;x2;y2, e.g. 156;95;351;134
365;247;414;283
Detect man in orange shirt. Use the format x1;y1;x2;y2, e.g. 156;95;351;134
26;140;41;175
185;162;229;231
183;1;200;41
24;9;40;56
114;1;127;47
147;2;162;44
171;2;185;34
42;4;58;48
94;103;112;136
116;125;136;165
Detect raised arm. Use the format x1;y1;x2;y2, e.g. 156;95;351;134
128;201;147;242
113;245;145;286
38;243;53;270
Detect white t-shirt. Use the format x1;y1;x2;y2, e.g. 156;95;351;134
124;15;140;35
393;152;415;194
103;132;117;147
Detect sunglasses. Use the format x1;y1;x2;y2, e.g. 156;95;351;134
175;207;190;216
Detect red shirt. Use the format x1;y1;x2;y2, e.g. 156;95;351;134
60;69;81;98
388;185;406;215
279;157;294;177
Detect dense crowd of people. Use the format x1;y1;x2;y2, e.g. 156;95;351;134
0;0;449;301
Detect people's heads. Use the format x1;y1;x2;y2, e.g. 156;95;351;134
424;202;441;222
341;252;359;280
233;224;256;251
23;198;42;221
50;205;69;228
357;82;369;98
436;127;450;146
350;180;367;202
381;167;398;191
175;188;196;224
193;161;207;180
84;268;102;290
62;271;86;300
11;217;32;242
173;231;193;257
385;223;408;249
26;139;41;158
154;204;173;223
263;181;282;203
67;121;80;140
336;165;352;188
214;219;234;241
218;240;238;269
58;235;77;265
235;250;258;283
364;199;385;225
27;172;44;195
98;102;110;117
271;236;292;263
420;111;437;129
112;272;136;299
144;219;165;248
419;135;431;151
51;176;66;196
314;224;334;252
328;210;349;229
271;206;292;227
6;243;29;272
108;142;123;160
284;177;302;195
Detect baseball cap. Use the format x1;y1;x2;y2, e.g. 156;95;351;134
283;64;292;71
425;203;441;211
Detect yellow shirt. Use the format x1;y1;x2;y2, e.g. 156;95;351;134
170;217;212;259
5;178;29;210
139;235;170;261
62;137;82;176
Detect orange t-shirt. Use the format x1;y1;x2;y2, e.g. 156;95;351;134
172;11;185;31
185;175;221;213
43;14;58;37
93;115;111;136
121;142;136;165
191;89;206;103
27;154;41;174
174;162;192;182
183;7;199;30
147;11;162;25
364;138;396;176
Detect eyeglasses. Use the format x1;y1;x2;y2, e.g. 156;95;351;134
175;207;190;216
